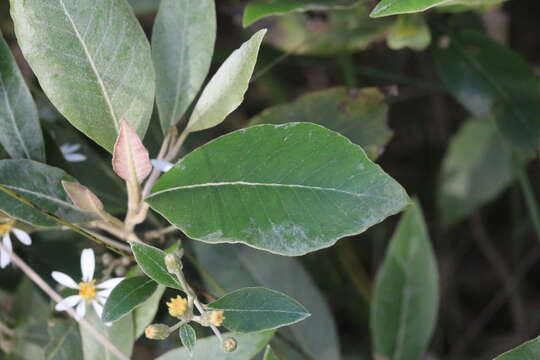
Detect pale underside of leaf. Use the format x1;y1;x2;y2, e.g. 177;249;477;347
185;29;267;133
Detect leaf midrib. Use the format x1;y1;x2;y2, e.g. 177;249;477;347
3;184;84;212
149;181;393;201
58;0;119;131
0;76;31;158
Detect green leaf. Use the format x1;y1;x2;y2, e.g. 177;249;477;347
370;200;439;360
193;243;341;360
266;5;391;56
45;321;82;360
387;14;431;51
433;30;540;154
371;0;450;17
148;123;409;256
152;0;216;131
80;311;134;360
179;324;196;355
249;87;392;160
0;159;96;227
132;285;165;338
102;276;158;322
131;242;182;289
438;116;517;226
494;335;540;360
185;29;266;133
10;0;155;152
156;331;274;360
243;0;358;27
0;32;45;162
209;287;310;332
263;345;280;360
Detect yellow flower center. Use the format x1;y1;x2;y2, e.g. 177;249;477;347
166;295;188;318
0;220;14;235
79;280;96;300
209;310;225;326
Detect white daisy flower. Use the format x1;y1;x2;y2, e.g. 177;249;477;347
60;143;87;162
52;248;123;322
0;220;32;269
151;159;173;173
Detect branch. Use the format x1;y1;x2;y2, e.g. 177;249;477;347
0;242;129;360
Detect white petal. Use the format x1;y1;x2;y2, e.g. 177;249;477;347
76;301;86;319
97;295;108;304
12;228;32;246
55;295;81;311
80;249;95;282
60;143;81;153
97;277;124;290
52;271;79;289
151;159;173;173
65;153;87;162
92;301;104;319
0;233;13;268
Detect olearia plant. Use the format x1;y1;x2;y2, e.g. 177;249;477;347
1;0;539;359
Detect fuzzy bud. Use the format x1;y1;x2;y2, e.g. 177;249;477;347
145;324;170;340
221;337;237;353
164;253;181;273
201;310;225;327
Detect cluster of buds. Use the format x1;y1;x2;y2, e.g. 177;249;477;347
144;249;236;353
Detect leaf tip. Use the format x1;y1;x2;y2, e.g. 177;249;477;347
112;118;152;183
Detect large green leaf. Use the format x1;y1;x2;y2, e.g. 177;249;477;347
10;0;155;152
494;335;540;360
102;276;158;322
433;30;540;154
80;311;134;360
132;284;165;338
152;0;216;131
0;159;96;227
370;201;439;360
249;87;392;160
185;30;266;133
131;242;182;289
148;123;408;256
371;0;451;17
45;321;82;360
193;243;341;360
266;5;391;56
156;331;274;360
243;0;358;26
209;287;310;332
438;117;517;226
0;32;45;162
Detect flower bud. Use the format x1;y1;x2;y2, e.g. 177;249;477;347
145;324;170;340
166;296;188;318
164;253;181;273
204;310;225;326
221;337;237;353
